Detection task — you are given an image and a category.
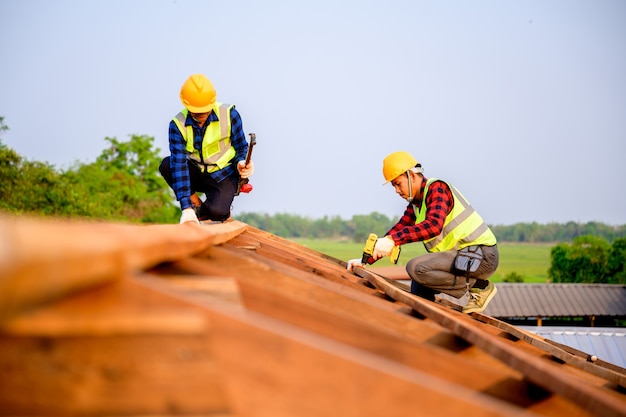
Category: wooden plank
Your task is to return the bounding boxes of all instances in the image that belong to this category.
[0,278,232,416]
[135,274,550,416]
[0,214,247,322]
[357,267,626,417]
[0,334,230,416]
[382,277,626,384]
[0,277,209,337]
[154,246,610,415]
[242,227,348,265]
[155,275,243,305]
[470,308,626,386]
[0,308,206,337]
[227,231,368,291]
[201,298,534,417]
[232,229,365,281]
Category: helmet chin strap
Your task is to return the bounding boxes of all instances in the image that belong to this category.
[405,171,413,203]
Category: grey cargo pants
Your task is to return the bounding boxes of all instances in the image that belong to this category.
[406,245,499,300]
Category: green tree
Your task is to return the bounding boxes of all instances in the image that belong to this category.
[348,212,394,242]
[606,238,626,284]
[0,140,20,210]
[0,134,61,214]
[74,135,177,223]
[96,135,164,193]
[503,272,524,283]
[0,132,177,223]
[548,235,611,283]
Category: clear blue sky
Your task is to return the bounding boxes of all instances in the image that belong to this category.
[1,0,625,225]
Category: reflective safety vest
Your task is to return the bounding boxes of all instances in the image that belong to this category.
[172,102,236,173]
[416,178,497,252]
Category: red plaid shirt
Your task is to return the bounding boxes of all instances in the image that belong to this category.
[386,177,454,245]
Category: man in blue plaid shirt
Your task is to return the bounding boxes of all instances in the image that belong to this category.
[159,74,254,224]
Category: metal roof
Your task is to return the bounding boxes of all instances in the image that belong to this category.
[520,326,626,369]
[396,280,626,318]
[483,283,626,317]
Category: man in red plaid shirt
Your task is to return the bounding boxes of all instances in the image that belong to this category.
[350,151,499,314]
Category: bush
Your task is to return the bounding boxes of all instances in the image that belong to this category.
[503,272,524,283]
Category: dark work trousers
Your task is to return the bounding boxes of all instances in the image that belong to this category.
[159,157,239,221]
[407,245,499,300]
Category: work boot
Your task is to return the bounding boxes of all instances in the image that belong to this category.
[462,281,497,314]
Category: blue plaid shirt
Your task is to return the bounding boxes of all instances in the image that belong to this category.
[168,106,248,210]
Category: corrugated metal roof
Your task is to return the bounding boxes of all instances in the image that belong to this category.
[484,283,626,317]
[520,326,626,369]
[398,280,626,318]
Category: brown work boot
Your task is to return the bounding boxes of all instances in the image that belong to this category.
[462,281,497,314]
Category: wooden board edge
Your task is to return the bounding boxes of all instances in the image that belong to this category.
[355,266,626,417]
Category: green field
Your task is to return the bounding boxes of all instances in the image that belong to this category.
[291,239,553,283]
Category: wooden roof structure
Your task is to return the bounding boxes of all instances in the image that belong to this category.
[1,214,626,417]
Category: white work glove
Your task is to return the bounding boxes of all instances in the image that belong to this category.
[346,258,363,271]
[237,160,254,179]
[373,236,395,259]
[180,207,200,224]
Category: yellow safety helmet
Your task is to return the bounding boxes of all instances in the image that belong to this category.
[180,74,216,113]
[382,151,419,183]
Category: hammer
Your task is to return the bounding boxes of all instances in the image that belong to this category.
[235,133,256,195]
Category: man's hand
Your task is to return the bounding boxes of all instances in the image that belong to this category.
[237,160,254,179]
[373,236,395,259]
[180,207,200,224]
[346,258,363,271]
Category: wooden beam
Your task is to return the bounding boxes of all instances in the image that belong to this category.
[0,214,247,322]
[0,278,232,416]
[357,267,626,417]
[155,247,593,411]
[199,297,533,417]
[470,309,626,386]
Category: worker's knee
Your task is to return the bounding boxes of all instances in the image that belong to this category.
[206,207,231,222]
[406,257,431,285]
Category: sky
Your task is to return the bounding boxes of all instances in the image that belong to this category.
[1,0,625,226]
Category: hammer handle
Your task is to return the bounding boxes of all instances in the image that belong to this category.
[245,133,256,166]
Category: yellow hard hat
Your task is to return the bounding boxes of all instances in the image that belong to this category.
[180,74,216,113]
[382,151,419,183]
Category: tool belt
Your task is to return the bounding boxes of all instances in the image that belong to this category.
[189,158,218,174]
[454,245,484,275]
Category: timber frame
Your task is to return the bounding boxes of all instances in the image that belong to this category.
[1,214,625,417]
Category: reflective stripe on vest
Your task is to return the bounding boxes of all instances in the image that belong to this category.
[416,178,497,252]
[172,102,236,173]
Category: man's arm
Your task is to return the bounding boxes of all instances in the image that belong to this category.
[229,107,248,163]
[386,180,453,245]
[168,120,193,210]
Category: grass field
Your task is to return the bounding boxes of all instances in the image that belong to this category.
[291,238,553,283]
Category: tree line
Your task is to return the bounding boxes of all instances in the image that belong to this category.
[1,119,624,243]
[1,120,624,284]
[237,212,626,244]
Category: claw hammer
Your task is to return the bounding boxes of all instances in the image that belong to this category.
[236,133,256,196]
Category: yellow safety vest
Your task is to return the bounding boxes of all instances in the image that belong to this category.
[172,102,237,173]
[416,178,497,252]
